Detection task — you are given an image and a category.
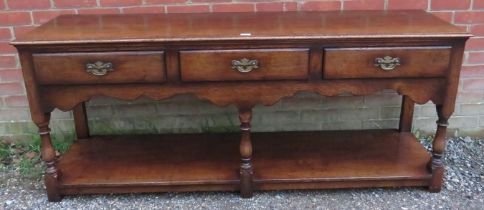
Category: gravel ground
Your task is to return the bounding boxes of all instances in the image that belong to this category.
[1,136,483,210]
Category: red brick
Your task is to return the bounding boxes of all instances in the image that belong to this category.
[301,1,341,11]
[455,25,469,32]
[431,0,470,10]
[459,25,470,32]
[100,0,142,7]
[463,78,484,90]
[13,26,36,37]
[285,2,298,11]
[256,2,284,12]
[33,10,77,25]
[213,3,255,13]
[0,69,23,82]
[7,0,51,9]
[0,0,5,10]
[430,11,454,23]
[461,65,484,78]
[467,51,484,64]
[78,8,121,14]
[146,0,187,4]
[455,11,484,24]
[122,6,165,14]
[4,95,28,107]
[54,0,97,8]
[0,12,32,26]
[192,0,229,2]
[0,82,23,95]
[0,28,12,41]
[388,0,428,10]
[166,5,210,13]
[255,2,298,12]
[0,56,17,68]
[474,0,484,9]
[344,0,385,10]
[0,42,16,53]
[470,24,484,36]
[466,38,484,51]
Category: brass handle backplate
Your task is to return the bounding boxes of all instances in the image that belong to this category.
[85,61,114,76]
[374,56,400,71]
[232,58,258,73]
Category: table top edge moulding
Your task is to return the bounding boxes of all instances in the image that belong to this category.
[11,10,471,202]
[12,10,471,45]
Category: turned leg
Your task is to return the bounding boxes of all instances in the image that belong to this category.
[17,51,62,201]
[36,113,62,201]
[428,105,448,192]
[73,102,90,139]
[399,96,414,132]
[238,108,254,198]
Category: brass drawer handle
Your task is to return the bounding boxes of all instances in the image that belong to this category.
[85,61,114,76]
[374,56,400,71]
[232,58,258,73]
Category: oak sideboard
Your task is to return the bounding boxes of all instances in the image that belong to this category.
[11,11,471,201]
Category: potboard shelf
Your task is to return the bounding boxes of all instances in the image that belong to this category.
[57,130,432,194]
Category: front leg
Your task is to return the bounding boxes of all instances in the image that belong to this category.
[428,105,448,192]
[36,113,62,201]
[238,108,254,198]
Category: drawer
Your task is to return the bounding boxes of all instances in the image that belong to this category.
[33,51,165,85]
[323,47,451,79]
[180,49,309,82]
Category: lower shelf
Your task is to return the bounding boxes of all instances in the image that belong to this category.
[57,130,432,195]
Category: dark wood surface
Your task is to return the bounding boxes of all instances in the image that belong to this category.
[399,96,415,132]
[12,10,468,45]
[40,79,448,112]
[180,49,309,82]
[32,51,165,85]
[58,135,240,187]
[11,11,470,201]
[58,130,430,194]
[72,103,89,139]
[324,47,451,79]
[253,131,430,182]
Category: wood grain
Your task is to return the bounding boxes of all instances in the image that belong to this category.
[12,11,469,45]
[399,96,414,132]
[323,47,451,79]
[180,49,309,82]
[11,11,470,201]
[57,130,431,194]
[73,102,89,139]
[33,51,165,85]
[40,79,448,112]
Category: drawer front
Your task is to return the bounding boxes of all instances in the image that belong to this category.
[323,47,451,79]
[33,51,165,85]
[180,49,309,82]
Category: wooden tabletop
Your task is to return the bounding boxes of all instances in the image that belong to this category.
[12,10,471,45]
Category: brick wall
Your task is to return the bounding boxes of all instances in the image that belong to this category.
[1,0,483,139]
